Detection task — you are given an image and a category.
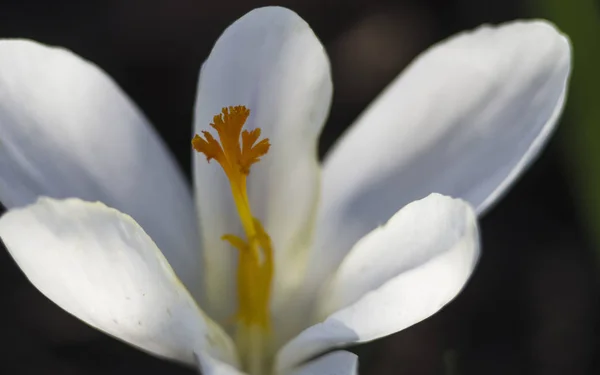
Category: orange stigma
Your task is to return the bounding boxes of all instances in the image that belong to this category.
[192,106,270,177]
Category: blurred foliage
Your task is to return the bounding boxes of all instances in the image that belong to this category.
[534,0,600,262]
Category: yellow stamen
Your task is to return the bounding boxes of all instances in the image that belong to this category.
[193,106,274,372]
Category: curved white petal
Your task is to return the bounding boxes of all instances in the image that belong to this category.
[195,350,358,375]
[193,7,332,324]
[0,198,237,367]
[276,194,479,371]
[313,20,570,286]
[286,351,358,375]
[195,352,246,375]
[0,39,202,301]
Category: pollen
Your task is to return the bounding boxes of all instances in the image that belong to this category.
[192,106,274,348]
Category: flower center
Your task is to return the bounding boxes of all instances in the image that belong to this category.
[193,106,273,373]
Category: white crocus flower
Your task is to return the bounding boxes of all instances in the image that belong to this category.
[0,6,570,375]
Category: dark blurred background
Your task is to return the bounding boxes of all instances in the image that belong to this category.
[0,0,598,374]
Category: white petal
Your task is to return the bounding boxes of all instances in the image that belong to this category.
[286,351,358,375]
[0,198,237,367]
[313,20,570,287]
[193,7,332,324]
[0,39,202,301]
[195,350,359,375]
[276,194,479,371]
[195,352,246,375]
